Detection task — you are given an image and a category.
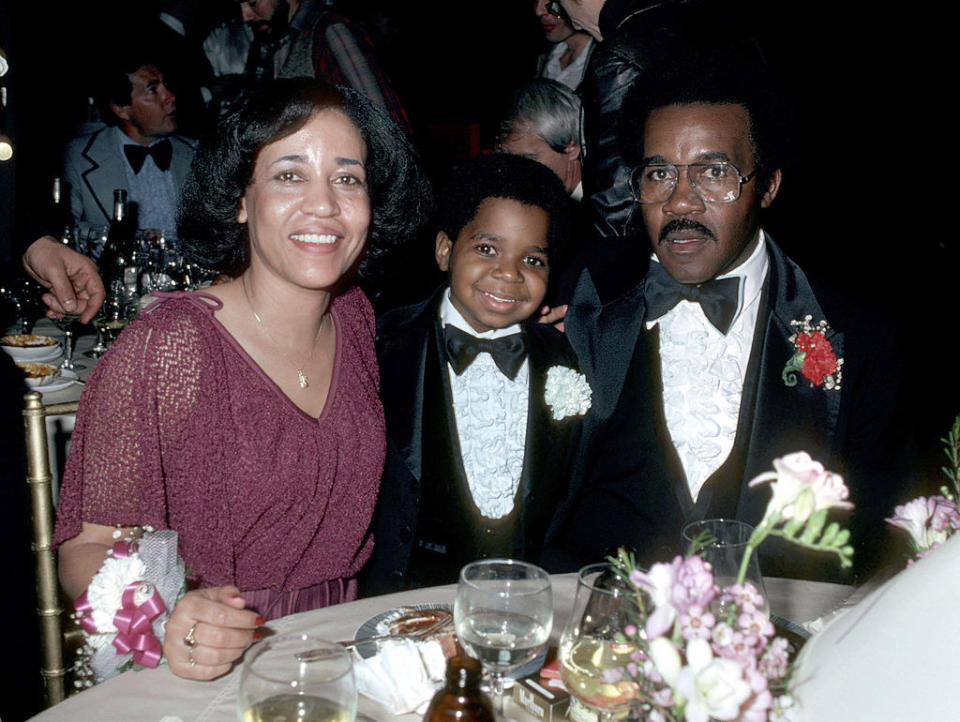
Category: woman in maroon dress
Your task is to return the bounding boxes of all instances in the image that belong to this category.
[54,79,431,680]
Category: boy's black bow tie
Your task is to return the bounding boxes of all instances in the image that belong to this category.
[643,262,741,335]
[443,325,526,379]
[123,139,173,173]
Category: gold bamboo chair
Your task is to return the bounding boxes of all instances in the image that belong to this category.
[23,390,81,708]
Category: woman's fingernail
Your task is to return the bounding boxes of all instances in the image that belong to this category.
[255,616,266,626]
[254,632,263,641]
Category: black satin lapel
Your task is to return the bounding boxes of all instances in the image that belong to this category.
[519,331,550,515]
[568,269,648,422]
[737,241,844,522]
[431,320,470,486]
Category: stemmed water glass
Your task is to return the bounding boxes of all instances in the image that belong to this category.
[558,563,647,721]
[454,560,553,716]
[53,312,80,370]
[237,635,357,722]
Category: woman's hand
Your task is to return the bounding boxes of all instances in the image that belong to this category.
[163,586,264,680]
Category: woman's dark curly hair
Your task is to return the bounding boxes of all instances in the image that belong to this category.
[178,78,433,283]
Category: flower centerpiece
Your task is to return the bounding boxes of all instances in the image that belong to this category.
[565,452,854,722]
[886,414,960,563]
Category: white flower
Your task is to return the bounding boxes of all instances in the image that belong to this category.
[748,451,852,524]
[544,366,592,421]
[769,694,799,721]
[648,636,682,686]
[675,638,751,722]
[84,554,146,633]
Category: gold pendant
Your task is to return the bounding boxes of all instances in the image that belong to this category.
[297,368,309,389]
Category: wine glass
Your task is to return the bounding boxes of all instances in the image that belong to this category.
[682,518,769,617]
[558,563,647,721]
[237,635,356,722]
[454,559,553,715]
[53,312,81,369]
[85,298,133,359]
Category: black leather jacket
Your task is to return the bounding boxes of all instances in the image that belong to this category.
[581,0,744,237]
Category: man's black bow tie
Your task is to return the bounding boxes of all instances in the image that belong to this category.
[443,325,527,380]
[123,139,173,173]
[643,262,741,335]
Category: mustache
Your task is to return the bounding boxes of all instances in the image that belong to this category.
[658,219,715,244]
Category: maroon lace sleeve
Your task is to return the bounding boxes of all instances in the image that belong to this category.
[54,300,211,546]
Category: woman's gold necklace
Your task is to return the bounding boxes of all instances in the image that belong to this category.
[240,276,327,390]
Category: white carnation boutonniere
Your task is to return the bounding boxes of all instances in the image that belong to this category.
[544,366,592,421]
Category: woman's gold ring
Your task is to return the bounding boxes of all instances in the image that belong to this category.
[184,622,198,649]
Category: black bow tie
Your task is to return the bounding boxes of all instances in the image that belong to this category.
[643,262,742,335]
[443,325,527,380]
[123,139,173,173]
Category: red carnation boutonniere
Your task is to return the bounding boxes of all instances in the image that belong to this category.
[782,315,844,390]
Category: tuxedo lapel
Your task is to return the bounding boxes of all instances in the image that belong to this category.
[79,129,122,226]
[377,293,441,484]
[567,268,648,422]
[736,240,845,523]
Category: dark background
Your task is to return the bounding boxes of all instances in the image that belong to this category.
[0,2,953,717]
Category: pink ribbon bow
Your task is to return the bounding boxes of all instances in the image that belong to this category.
[73,541,167,668]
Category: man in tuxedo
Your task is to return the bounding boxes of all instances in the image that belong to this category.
[550,59,910,581]
[62,54,195,248]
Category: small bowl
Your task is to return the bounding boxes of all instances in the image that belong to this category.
[17,361,62,387]
[2,334,61,362]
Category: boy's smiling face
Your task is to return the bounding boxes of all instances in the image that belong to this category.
[435,197,550,334]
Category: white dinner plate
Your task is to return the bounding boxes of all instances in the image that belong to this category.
[34,368,80,393]
[353,603,452,659]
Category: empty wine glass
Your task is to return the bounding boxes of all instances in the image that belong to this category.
[53,312,81,369]
[237,635,357,722]
[682,518,769,617]
[454,560,552,716]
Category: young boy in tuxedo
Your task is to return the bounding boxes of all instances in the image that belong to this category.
[362,153,587,595]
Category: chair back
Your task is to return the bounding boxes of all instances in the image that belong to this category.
[23,390,79,708]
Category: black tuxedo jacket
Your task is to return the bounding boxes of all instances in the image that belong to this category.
[361,289,586,596]
[549,237,911,580]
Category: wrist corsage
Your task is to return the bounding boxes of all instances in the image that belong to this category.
[544,366,592,421]
[72,528,187,688]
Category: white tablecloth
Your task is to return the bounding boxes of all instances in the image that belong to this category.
[29,575,854,722]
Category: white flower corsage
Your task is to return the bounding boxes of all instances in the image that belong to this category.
[72,528,186,688]
[544,366,592,421]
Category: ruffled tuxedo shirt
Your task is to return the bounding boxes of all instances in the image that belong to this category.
[440,292,528,519]
[647,234,769,500]
[53,288,385,617]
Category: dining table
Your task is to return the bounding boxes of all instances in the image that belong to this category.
[28,574,857,722]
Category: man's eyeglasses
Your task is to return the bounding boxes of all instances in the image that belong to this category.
[631,161,758,204]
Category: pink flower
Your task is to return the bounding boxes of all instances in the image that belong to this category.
[749,452,853,523]
[671,555,717,615]
[679,605,716,641]
[887,495,960,553]
[631,558,681,638]
[737,609,774,643]
[722,582,765,613]
[738,669,773,722]
[758,637,790,680]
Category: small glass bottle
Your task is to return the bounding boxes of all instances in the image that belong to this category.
[423,656,495,722]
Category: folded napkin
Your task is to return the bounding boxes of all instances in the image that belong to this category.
[354,639,448,715]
